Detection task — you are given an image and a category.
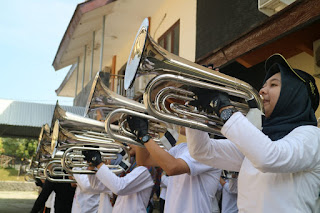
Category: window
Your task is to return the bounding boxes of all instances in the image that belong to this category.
[158,20,180,55]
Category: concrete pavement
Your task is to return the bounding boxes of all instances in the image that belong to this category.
[0,191,38,213]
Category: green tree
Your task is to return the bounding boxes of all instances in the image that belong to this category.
[0,138,37,162]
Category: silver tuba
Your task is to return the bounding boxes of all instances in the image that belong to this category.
[52,101,109,133]
[26,124,53,181]
[85,71,146,117]
[50,119,130,174]
[35,124,52,163]
[48,103,131,181]
[85,71,169,148]
[124,18,263,136]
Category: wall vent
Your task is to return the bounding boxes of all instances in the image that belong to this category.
[258,0,296,16]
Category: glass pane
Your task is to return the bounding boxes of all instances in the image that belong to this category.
[159,39,164,48]
[173,24,180,55]
[166,32,172,53]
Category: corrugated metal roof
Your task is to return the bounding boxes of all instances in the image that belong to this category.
[0,99,85,128]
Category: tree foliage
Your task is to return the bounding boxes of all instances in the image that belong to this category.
[0,137,37,161]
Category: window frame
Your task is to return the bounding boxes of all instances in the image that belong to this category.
[158,20,180,55]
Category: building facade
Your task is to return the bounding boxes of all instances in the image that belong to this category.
[53,0,320,118]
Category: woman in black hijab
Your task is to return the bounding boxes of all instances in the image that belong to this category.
[186,54,320,213]
[261,57,318,141]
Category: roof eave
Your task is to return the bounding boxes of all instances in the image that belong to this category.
[52,0,116,71]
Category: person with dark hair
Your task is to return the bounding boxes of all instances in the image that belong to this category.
[186,53,320,212]
[30,179,76,213]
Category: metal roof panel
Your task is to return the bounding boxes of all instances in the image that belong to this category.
[0,99,85,128]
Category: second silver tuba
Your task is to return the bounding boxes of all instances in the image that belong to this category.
[85,71,170,148]
[49,102,130,178]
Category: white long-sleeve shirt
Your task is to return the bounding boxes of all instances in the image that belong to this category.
[221,180,238,213]
[160,173,168,200]
[87,172,113,213]
[45,192,55,213]
[187,112,320,213]
[72,173,101,213]
[164,143,221,213]
[89,164,154,213]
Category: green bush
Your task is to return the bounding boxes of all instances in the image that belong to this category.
[0,138,37,162]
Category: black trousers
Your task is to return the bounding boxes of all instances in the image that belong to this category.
[159,198,165,213]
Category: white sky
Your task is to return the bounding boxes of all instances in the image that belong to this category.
[0,0,85,106]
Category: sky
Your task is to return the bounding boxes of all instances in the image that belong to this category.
[0,0,85,106]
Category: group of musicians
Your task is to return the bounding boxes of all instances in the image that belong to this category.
[28,52,320,213]
[27,11,320,209]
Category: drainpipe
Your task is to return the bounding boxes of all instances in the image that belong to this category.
[82,45,87,89]
[75,56,80,97]
[99,15,106,72]
[90,31,95,80]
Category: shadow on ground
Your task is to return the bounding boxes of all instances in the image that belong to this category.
[0,198,35,213]
[0,191,37,213]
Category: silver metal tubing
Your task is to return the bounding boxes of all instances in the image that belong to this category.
[105,108,168,147]
[44,160,76,183]
[62,146,128,175]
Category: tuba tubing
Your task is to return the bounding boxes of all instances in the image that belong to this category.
[61,146,130,175]
[144,74,233,134]
[44,160,76,183]
[105,108,169,149]
[51,119,117,158]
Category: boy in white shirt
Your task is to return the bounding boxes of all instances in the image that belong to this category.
[127,118,221,213]
[84,145,154,213]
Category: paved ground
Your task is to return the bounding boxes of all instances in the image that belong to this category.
[0,191,161,213]
[0,191,38,213]
[0,182,161,213]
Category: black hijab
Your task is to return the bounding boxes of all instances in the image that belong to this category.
[261,63,317,141]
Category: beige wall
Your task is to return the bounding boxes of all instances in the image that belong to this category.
[113,0,197,91]
[115,0,197,70]
[151,0,196,61]
[287,52,320,119]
